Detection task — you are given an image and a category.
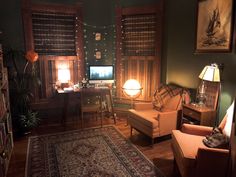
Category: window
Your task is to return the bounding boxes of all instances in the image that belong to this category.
[22,1,84,100]
[115,2,163,101]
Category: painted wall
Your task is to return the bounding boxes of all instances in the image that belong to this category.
[165,0,236,120]
[0,0,235,121]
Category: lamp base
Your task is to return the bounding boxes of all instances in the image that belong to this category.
[61,83,69,89]
[196,93,206,107]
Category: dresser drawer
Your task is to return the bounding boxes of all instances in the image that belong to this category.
[183,107,200,121]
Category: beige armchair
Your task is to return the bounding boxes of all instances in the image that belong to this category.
[171,101,235,177]
[128,84,190,145]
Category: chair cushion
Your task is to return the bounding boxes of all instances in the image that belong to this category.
[172,130,206,166]
[129,109,159,128]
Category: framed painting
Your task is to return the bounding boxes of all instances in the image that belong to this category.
[195,0,233,53]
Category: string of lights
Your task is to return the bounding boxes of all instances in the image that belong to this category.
[82,19,117,85]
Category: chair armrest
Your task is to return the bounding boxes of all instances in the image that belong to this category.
[181,123,213,136]
[196,147,229,177]
[133,102,153,110]
[157,110,178,134]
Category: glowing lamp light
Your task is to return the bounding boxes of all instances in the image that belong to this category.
[199,63,220,82]
[123,79,142,97]
[58,68,71,83]
[197,63,221,107]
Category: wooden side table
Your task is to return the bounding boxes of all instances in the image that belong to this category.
[182,103,216,126]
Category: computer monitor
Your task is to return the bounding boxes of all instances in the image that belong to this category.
[88,65,114,84]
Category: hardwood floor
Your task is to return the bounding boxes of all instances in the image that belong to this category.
[7,114,180,177]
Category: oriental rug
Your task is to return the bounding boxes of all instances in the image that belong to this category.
[25,126,165,177]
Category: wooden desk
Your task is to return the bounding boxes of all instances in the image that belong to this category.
[182,103,216,126]
[57,87,116,125]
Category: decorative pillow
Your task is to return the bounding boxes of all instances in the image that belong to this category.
[202,127,229,149]
[152,84,184,111]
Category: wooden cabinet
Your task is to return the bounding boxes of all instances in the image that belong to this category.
[0,44,14,177]
[182,103,216,126]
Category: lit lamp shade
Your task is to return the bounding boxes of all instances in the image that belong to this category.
[199,64,220,82]
[123,79,142,97]
[58,69,71,83]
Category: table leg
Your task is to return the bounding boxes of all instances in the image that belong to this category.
[62,93,69,126]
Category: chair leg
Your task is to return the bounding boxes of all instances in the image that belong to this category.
[100,111,103,127]
[130,126,133,136]
[113,113,116,124]
[151,138,154,147]
[81,112,84,129]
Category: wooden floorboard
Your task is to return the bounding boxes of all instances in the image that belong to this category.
[7,115,180,177]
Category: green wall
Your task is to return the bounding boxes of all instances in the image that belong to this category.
[165,0,236,120]
[0,0,235,121]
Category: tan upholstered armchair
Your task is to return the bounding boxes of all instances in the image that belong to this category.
[128,84,190,145]
[171,101,235,177]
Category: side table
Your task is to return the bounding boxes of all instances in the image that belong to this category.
[182,103,216,126]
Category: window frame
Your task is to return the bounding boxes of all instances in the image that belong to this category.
[21,0,84,101]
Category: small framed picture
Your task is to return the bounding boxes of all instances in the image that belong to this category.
[95,51,101,59]
[95,33,101,41]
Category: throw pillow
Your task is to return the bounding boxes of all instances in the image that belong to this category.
[152,84,183,111]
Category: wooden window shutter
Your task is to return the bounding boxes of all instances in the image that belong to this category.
[32,12,77,56]
[116,1,163,101]
[22,1,84,101]
[122,13,157,56]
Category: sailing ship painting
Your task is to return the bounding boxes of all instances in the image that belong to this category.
[196,0,233,52]
[203,6,226,47]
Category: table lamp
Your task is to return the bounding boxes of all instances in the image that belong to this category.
[198,63,220,107]
[58,68,71,89]
[122,79,142,108]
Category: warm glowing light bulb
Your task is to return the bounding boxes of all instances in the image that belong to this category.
[58,69,70,83]
[123,79,142,97]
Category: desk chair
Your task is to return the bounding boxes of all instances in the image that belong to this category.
[80,89,103,128]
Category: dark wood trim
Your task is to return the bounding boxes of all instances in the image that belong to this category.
[30,2,82,14]
[121,5,163,15]
[115,7,122,100]
[21,0,34,51]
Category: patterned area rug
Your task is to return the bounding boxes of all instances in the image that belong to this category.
[25,126,165,177]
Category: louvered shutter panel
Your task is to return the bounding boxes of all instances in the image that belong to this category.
[122,14,156,56]
[32,12,77,56]
[116,4,163,102]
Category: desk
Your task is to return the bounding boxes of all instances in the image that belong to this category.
[57,87,116,125]
[182,103,216,126]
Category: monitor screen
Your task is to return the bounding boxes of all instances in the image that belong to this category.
[89,65,114,84]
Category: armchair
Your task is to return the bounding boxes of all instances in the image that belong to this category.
[128,84,190,145]
[171,101,235,177]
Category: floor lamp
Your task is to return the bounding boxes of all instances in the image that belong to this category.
[198,63,221,125]
[122,79,142,109]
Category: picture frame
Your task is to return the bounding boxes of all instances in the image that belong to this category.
[95,33,101,41]
[195,0,233,53]
[95,51,102,59]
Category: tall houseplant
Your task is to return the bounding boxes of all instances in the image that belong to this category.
[7,49,41,134]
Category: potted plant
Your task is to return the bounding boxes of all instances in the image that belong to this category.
[5,49,41,135]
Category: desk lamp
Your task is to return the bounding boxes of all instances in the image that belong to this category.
[122,79,142,108]
[58,68,71,89]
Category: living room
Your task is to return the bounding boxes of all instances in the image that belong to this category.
[0,0,236,177]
